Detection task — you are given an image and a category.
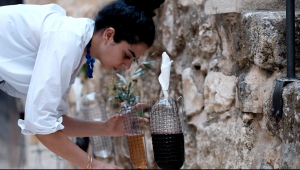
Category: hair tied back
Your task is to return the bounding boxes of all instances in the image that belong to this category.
[124,0,165,17]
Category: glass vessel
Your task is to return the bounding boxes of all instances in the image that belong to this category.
[149,97,185,170]
[120,102,148,169]
[80,92,112,158]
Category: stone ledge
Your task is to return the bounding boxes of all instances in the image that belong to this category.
[205,0,300,15]
[238,11,300,71]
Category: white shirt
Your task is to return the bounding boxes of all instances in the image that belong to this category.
[0,4,94,135]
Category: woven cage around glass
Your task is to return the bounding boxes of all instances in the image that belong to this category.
[149,98,182,134]
[120,104,147,169]
[80,92,112,158]
[148,97,185,170]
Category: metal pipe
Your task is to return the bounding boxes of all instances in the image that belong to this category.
[286,0,296,79]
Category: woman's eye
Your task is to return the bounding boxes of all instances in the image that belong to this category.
[125,54,130,59]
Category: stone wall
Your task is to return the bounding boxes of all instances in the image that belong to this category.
[25,0,300,169]
[0,91,25,168]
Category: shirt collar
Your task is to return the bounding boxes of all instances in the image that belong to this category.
[84,19,95,47]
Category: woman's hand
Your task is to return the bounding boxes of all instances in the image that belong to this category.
[104,103,149,137]
[92,160,123,169]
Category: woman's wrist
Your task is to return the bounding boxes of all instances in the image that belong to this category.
[90,159,109,169]
[91,158,99,169]
[86,154,93,169]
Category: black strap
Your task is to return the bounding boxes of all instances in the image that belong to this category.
[0,80,5,84]
[271,79,284,118]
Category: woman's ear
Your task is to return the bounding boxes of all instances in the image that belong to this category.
[103,27,115,44]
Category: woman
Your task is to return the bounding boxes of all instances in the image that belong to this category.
[0,0,164,169]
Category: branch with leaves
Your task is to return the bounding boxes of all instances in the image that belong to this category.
[105,53,156,105]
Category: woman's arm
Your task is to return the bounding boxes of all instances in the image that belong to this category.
[61,103,147,137]
[36,103,147,169]
[35,131,122,169]
[61,114,124,137]
[61,115,108,137]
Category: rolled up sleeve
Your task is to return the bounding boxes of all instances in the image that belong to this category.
[18,30,84,135]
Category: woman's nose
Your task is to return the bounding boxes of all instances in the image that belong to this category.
[122,61,131,70]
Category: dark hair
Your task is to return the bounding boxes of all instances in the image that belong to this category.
[94,0,165,47]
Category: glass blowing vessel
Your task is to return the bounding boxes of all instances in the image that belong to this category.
[80,92,112,158]
[149,97,185,170]
[120,103,147,169]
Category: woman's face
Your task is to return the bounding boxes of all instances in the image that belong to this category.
[90,28,149,71]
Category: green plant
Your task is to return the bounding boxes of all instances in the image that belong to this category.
[77,63,88,79]
[105,53,156,105]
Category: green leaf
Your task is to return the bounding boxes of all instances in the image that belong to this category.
[117,82,123,89]
[116,73,127,84]
[126,81,132,97]
[129,97,136,105]
[117,90,126,101]
[129,93,135,98]
[134,68,142,73]
[128,81,132,90]
[131,70,146,79]
[143,63,156,72]
[136,109,142,117]
[77,63,88,79]
[104,53,157,105]
[142,61,155,64]
[149,52,156,58]
[141,72,146,81]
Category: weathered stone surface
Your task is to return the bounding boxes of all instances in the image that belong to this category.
[184,124,201,169]
[191,57,208,93]
[182,68,204,116]
[238,65,279,114]
[204,0,238,15]
[281,82,300,142]
[196,119,246,169]
[0,92,24,168]
[242,113,253,124]
[197,112,282,169]
[214,13,240,75]
[240,11,300,71]
[205,0,300,15]
[265,81,300,169]
[178,0,204,7]
[260,160,273,169]
[204,72,237,114]
[160,0,181,57]
[186,18,218,59]
[266,81,300,143]
[279,143,300,169]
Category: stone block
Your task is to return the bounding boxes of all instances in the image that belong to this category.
[205,0,300,15]
[196,121,247,168]
[0,91,25,168]
[265,81,300,168]
[182,68,204,116]
[184,124,200,169]
[281,82,300,143]
[205,0,238,15]
[240,11,300,71]
[238,65,279,114]
[204,72,237,114]
[279,143,300,169]
[178,0,204,6]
